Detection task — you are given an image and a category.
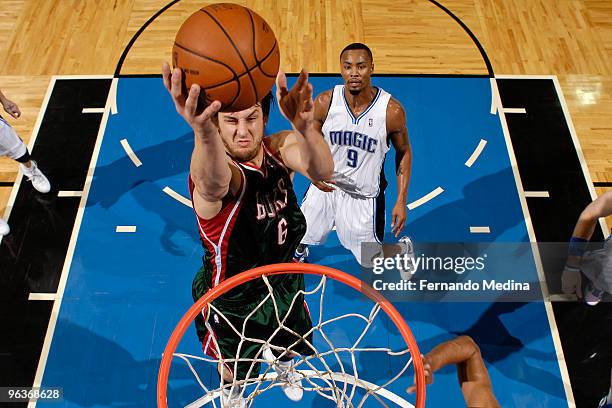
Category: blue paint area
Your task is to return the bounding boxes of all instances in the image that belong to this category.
[38,77,567,407]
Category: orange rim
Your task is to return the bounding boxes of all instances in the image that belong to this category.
[157,263,426,407]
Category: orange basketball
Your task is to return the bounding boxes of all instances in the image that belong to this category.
[172,3,280,112]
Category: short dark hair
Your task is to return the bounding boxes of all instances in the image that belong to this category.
[260,91,273,119]
[340,43,373,62]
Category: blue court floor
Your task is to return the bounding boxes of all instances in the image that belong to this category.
[37,76,568,407]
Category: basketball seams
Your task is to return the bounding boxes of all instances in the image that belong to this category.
[245,8,278,79]
[174,42,241,108]
[199,8,260,102]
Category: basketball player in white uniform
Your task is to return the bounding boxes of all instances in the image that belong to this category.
[295,43,412,265]
[0,88,51,236]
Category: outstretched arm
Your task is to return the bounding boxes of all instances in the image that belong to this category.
[562,191,612,295]
[272,70,333,182]
[162,63,239,219]
[408,336,500,407]
[387,98,411,237]
[0,89,21,118]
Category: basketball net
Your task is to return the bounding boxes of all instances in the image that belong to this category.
[158,263,425,408]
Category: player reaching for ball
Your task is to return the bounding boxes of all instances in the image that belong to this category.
[162,62,333,407]
[293,43,414,267]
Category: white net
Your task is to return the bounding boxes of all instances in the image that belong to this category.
[169,274,417,408]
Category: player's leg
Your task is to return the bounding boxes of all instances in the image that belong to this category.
[0,119,50,194]
[296,185,336,262]
[335,192,385,266]
[263,273,314,402]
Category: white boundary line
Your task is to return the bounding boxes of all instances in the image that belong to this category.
[28,293,58,301]
[469,226,490,234]
[120,138,143,167]
[524,191,550,198]
[51,75,114,80]
[491,76,576,407]
[29,77,116,405]
[465,139,487,167]
[407,187,444,210]
[162,186,193,208]
[82,107,105,114]
[116,225,137,233]
[57,190,83,198]
[551,77,609,233]
[503,107,527,114]
[0,77,57,245]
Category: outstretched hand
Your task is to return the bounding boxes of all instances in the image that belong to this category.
[162,62,221,137]
[1,98,21,119]
[276,69,314,134]
[407,355,432,394]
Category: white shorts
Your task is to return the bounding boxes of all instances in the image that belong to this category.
[300,185,385,265]
[0,117,27,160]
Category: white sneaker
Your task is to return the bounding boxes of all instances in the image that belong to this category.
[397,236,416,280]
[21,161,51,193]
[0,218,9,236]
[221,386,246,408]
[262,347,303,402]
[584,281,605,306]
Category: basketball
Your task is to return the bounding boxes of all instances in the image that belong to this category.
[172,3,280,112]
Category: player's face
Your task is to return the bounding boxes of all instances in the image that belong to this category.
[340,50,374,94]
[217,104,266,162]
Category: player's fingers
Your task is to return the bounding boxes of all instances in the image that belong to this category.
[13,107,21,118]
[303,83,314,111]
[406,385,416,394]
[184,84,200,117]
[295,68,309,90]
[200,100,222,122]
[162,62,172,91]
[276,69,288,94]
[395,218,406,237]
[170,68,184,102]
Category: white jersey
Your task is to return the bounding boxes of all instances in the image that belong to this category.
[321,85,392,198]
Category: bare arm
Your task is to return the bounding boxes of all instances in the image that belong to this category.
[0,89,21,118]
[387,98,411,237]
[409,336,500,407]
[272,70,333,182]
[571,191,612,241]
[162,63,239,219]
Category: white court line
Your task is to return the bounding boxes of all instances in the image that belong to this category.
[465,139,487,167]
[116,226,137,233]
[0,77,56,246]
[120,138,143,167]
[109,78,119,115]
[469,226,490,234]
[491,76,576,406]
[51,75,114,80]
[82,107,105,114]
[163,186,193,208]
[524,191,550,198]
[30,77,117,405]
[552,76,609,233]
[407,187,444,210]
[57,191,83,198]
[29,293,57,301]
[502,107,527,114]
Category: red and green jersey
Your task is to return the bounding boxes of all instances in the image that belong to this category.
[189,139,307,300]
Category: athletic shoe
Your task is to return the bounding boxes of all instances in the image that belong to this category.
[293,245,309,263]
[262,347,303,402]
[0,218,9,236]
[584,281,605,306]
[221,386,246,408]
[397,236,416,281]
[21,161,51,193]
